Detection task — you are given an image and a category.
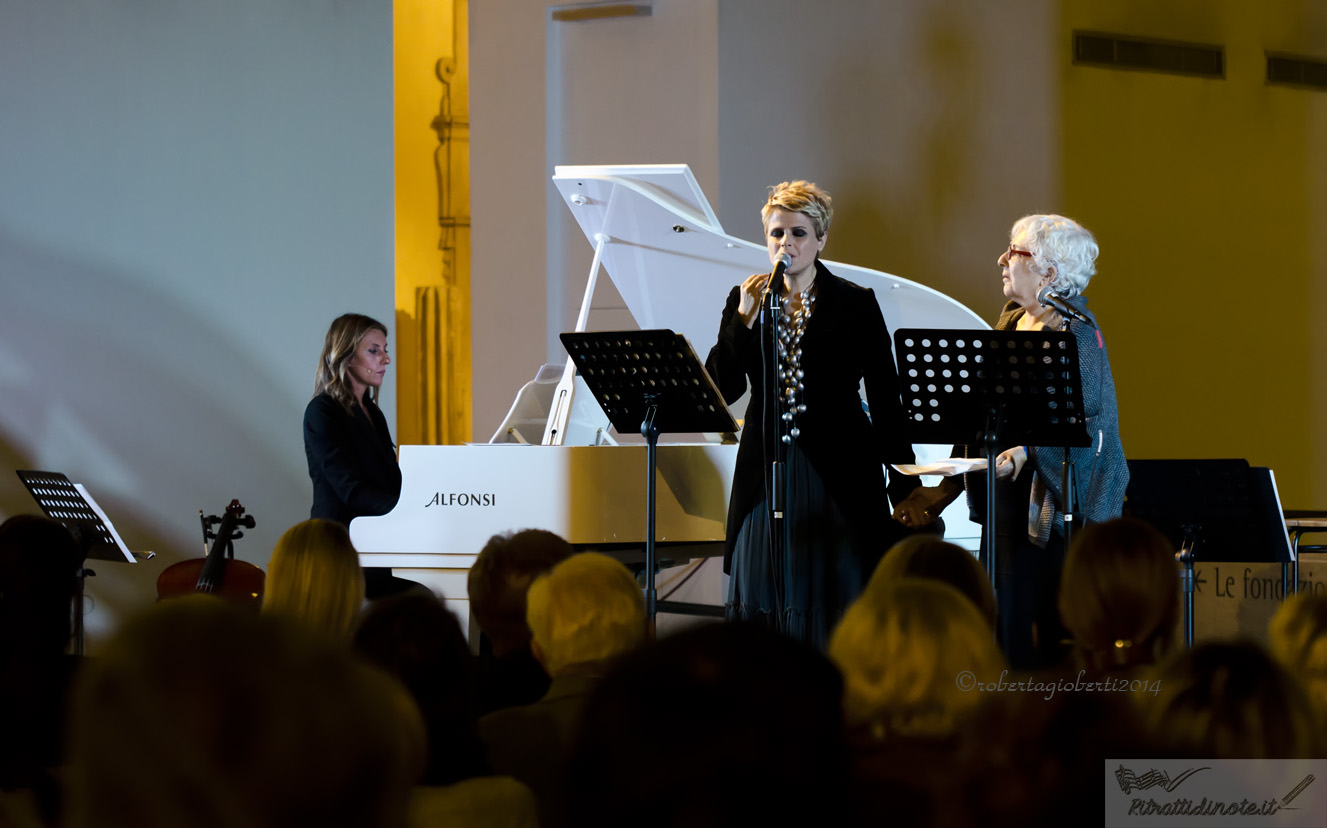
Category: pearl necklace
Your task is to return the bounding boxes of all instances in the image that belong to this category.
[777,283,815,443]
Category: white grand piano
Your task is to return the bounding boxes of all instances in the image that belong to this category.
[350,164,989,635]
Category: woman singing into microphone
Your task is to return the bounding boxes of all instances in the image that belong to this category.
[705,181,919,647]
[303,313,409,599]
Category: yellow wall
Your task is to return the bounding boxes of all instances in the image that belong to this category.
[1061,0,1327,507]
[394,0,472,445]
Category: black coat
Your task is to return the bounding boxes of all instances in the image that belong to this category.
[705,261,920,573]
[303,391,402,525]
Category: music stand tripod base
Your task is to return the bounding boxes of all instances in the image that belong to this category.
[559,330,738,631]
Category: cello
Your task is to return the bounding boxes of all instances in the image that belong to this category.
[156,499,266,608]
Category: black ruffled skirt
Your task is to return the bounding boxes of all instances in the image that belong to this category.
[725,442,862,649]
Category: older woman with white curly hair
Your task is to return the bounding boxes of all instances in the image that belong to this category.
[894,214,1128,669]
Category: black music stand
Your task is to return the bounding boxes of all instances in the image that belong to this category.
[1124,459,1295,648]
[16,470,137,654]
[893,329,1091,588]
[560,330,738,630]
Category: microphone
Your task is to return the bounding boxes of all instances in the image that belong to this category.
[1036,285,1094,328]
[761,253,792,302]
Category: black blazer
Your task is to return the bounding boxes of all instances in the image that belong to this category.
[303,391,402,526]
[705,260,920,572]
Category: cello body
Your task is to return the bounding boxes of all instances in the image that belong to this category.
[157,500,265,608]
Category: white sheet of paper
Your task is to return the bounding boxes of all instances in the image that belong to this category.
[74,483,136,563]
[890,458,989,477]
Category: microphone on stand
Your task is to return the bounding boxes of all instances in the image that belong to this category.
[760,253,792,303]
[1036,285,1094,328]
[761,252,793,520]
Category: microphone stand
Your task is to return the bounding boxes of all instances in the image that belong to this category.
[761,262,791,607]
[1061,444,1079,552]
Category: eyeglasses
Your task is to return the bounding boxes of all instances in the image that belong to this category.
[1005,244,1035,259]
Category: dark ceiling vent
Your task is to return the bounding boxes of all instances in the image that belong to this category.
[1073,32,1224,79]
[1267,53,1327,90]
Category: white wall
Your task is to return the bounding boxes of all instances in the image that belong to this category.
[469,0,551,439]
[0,0,394,646]
[470,0,722,439]
[546,0,721,357]
[470,0,1057,438]
[716,0,1059,316]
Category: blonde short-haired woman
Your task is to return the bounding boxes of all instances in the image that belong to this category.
[706,180,920,648]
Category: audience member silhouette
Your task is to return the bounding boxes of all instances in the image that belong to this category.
[1268,590,1327,729]
[865,535,997,628]
[467,528,573,714]
[0,515,82,824]
[1058,517,1180,676]
[828,578,1006,825]
[1144,640,1322,758]
[561,621,849,828]
[354,592,488,784]
[262,518,365,644]
[354,592,538,827]
[943,691,1154,828]
[478,552,645,824]
[66,595,423,828]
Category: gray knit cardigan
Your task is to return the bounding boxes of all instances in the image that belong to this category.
[993,295,1129,540]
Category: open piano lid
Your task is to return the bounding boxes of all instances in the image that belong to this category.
[552,163,988,356]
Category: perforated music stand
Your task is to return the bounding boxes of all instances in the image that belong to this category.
[893,329,1091,588]
[560,329,738,628]
[16,470,137,653]
[1124,459,1295,648]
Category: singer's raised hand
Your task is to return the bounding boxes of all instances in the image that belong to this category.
[737,272,768,328]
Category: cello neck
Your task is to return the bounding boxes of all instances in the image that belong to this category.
[196,500,246,593]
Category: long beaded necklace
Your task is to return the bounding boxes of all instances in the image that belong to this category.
[776,282,815,443]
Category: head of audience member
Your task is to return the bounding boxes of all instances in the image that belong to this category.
[830,578,1005,740]
[67,595,423,828]
[263,519,364,644]
[314,313,390,411]
[1058,518,1179,674]
[867,535,997,629]
[1269,591,1327,725]
[353,591,488,786]
[562,622,848,828]
[525,552,644,678]
[944,690,1154,828]
[467,528,573,659]
[0,515,80,660]
[1145,640,1322,759]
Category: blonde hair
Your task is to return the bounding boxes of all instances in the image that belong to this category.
[1269,591,1327,723]
[829,579,1005,736]
[1058,518,1179,672]
[866,535,997,629]
[263,519,365,644]
[525,553,645,677]
[760,180,833,239]
[314,313,388,413]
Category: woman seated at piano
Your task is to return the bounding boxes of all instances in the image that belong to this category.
[892,214,1128,669]
[303,313,413,599]
[705,180,921,648]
